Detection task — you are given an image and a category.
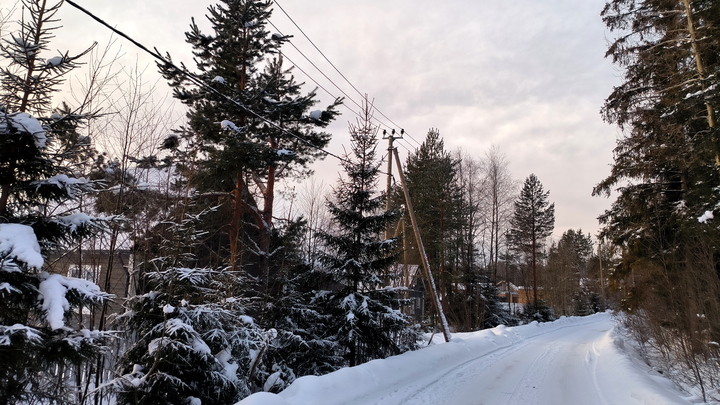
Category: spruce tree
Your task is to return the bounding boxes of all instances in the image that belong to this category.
[596,2,720,393]
[0,1,110,403]
[160,0,341,281]
[509,174,555,309]
[318,103,418,367]
[260,219,342,391]
[111,206,265,405]
[595,0,720,254]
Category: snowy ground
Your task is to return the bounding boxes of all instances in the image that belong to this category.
[238,312,697,405]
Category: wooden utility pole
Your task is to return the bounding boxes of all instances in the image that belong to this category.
[383,129,401,240]
[391,147,451,342]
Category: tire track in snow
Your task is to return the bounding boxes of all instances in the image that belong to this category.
[504,341,563,405]
[369,317,607,405]
[589,337,611,405]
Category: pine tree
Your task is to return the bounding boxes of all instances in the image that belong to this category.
[401,129,464,325]
[0,1,110,403]
[509,174,555,308]
[160,0,341,281]
[318,103,418,367]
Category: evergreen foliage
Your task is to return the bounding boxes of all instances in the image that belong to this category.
[545,229,594,316]
[0,1,111,403]
[597,1,720,397]
[400,130,469,328]
[159,0,341,279]
[509,174,555,306]
[318,103,418,367]
[261,219,343,391]
[111,207,264,404]
[403,129,463,283]
[392,134,513,331]
[522,300,554,323]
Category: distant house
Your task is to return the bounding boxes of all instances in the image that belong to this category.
[496,281,543,305]
[387,263,424,320]
[497,280,520,304]
[47,249,133,328]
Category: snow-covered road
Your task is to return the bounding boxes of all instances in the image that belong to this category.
[239,313,694,405]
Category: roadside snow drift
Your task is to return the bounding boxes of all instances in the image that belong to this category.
[237,312,693,405]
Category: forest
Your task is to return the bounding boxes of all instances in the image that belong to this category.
[1,0,719,404]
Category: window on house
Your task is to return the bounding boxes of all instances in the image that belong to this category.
[67,264,99,283]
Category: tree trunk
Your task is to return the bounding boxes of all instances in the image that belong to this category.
[0,183,10,219]
[229,172,245,272]
[532,238,538,305]
[680,0,718,164]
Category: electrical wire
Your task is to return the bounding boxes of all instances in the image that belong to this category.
[276,50,370,126]
[64,0,409,179]
[266,19,400,135]
[272,0,423,147]
[64,0,356,166]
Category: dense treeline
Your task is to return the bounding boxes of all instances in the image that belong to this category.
[597,0,720,400]
[0,0,612,404]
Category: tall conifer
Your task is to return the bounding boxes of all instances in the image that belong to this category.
[597,1,720,394]
[401,130,464,323]
[0,1,110,402]
[160,0,341,280]
[509,174,555,307]
[317,102,418,367]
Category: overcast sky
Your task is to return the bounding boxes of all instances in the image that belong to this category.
[42,0,620,240]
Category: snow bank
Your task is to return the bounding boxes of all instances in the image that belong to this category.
[236,313,693,405]
[592,330,694,404]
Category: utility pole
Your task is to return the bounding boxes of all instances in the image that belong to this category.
[391,146,452,342]
[383,129,402,240]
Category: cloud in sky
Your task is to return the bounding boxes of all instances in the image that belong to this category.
[47,0,621,239]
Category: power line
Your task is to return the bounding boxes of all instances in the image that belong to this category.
[63,0,403,179]
[276,44,408,158]
[267,21,362,112]
[266,19,400,135]
[272,0,423,147]
[273,1,365,105]
[276,50,369,126]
